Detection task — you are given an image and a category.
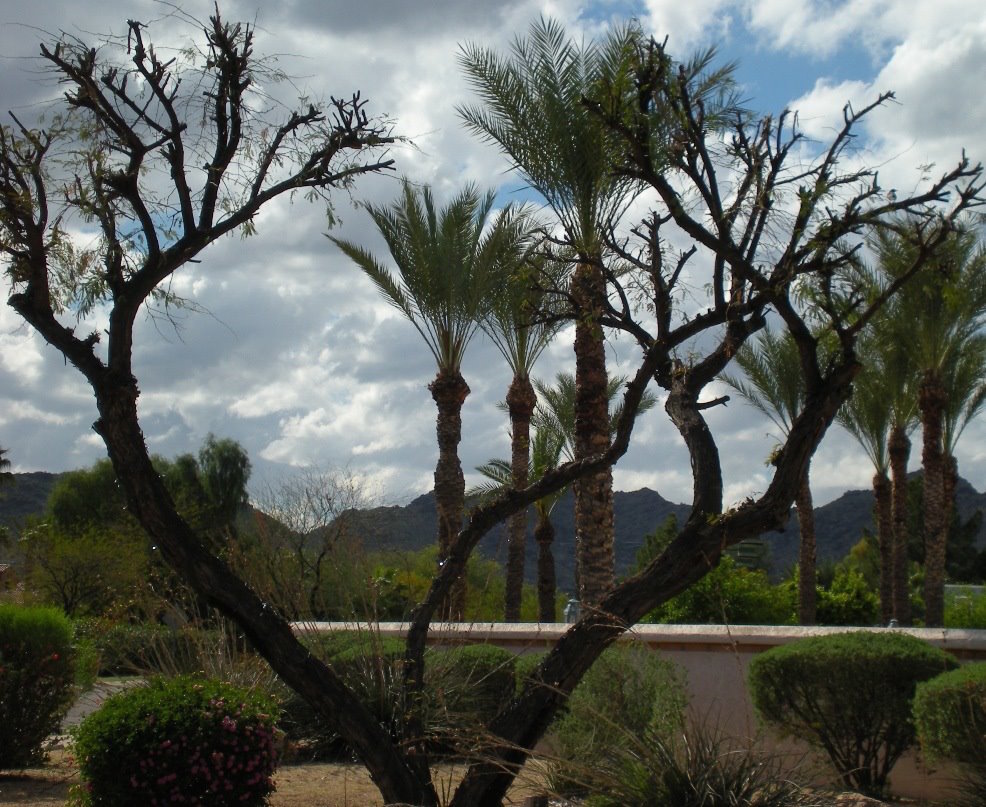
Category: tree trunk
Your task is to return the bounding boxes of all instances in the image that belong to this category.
[873,470,894,625]
[888,424,912,625]
[919,369,948,627]
[534,512,557,622]
[505,375,536,622]
[795,466,816,626]
[571,260,614,606]
[430,369,470,622]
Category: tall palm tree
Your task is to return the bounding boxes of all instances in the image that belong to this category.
[838,339,894,624]
[331,180,526,620]
[875,226,986,626]
[458,18,643,606]
[481,250,562,621]
[721,326,818,625]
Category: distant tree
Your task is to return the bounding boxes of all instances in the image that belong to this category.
[330,180,529,620]
[722,326,818,624]
[0,446,12,488]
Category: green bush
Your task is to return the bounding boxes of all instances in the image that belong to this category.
[647,556,794,625]
[424,644,516,753]
[914,663,986,775]
[73,619,225,676]
[749,630,957,797]
[816,568,880,626]
[0,604,76,769]
[548,642,687,796]
[72,676,278,806]
[945,586,986,629]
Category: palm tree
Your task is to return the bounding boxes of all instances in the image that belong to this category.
[330,180,527,620]
[0,446,12,489]
[875,226,986,626]
[458,18,643,606]
[721,326,818,625]
[838,338,894,624]
[481,250,562,621]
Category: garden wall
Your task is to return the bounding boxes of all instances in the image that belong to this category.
[297,621,986,800]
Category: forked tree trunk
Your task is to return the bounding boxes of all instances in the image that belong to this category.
[571,260,614,606]
[505,375,536,622]
[873,470,894,625]
[888,424,912,625]
[430,369,470,621]
[795,465,816,625]
[919,369,948,627]
[534,512,557,622]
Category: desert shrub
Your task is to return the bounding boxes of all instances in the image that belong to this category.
[584,720,828,807]
[914,663,986,803]
[72,675,278,806]
[0,604,76,768]
[816,568,880,626]
[72,619,223,676]
[548,642,687,796]
[424,643,516,753]
[749,630,957,797]
[646,556,794,625]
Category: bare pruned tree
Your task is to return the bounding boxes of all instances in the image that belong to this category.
[1,16,982,807]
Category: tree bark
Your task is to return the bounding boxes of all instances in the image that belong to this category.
[571,260,614,606]
[430,369,470,622]
[919,369,948,627]
[888,424,912,625]
[505,375,536,622]
[795,466,816,626]
[534,512,557,622]
[873,470,894,625]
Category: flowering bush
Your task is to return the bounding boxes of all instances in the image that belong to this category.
[72,676,279,806]
[0,604,76,769]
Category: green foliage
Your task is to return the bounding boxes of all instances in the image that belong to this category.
[945,586,986,628]
[633,514,678,572]
[72,676,278,806]
[0,604,76,768]
[549,643,687,796]
[425,644,517,741]
[914,663,986,766]
[748,631,958,797]
[647,556,795,626]
[584,721,827,807]
[816,567,880,626]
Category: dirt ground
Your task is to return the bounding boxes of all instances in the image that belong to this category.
[0,751,552,806]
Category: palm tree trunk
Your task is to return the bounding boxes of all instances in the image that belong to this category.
[796,465,816,625]
[534,511,557,622]
[873,470,894,625]
[919,369,948,627]
[888,424,912,625]
[571,260,614,606]
[430,369,470,621]
[504,375,536,622]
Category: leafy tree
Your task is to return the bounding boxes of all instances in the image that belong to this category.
[722,326,818,624]
[0,446,12,489]
[198,434,252,536]
[330,180,529,620]
[1,15,980,806]
[459,18,647,605]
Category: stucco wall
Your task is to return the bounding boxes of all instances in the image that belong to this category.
[297,622,986,801]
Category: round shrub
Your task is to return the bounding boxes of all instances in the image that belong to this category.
[72,676,279,806]
[914,662,986,767]
[748,630,958,797]
[548,642,687,796]
[0,604,76,769]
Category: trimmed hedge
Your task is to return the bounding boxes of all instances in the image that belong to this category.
[72,676,279,806]
[0,604,76,769]
[914,662,986,767]
[749,631,957,797]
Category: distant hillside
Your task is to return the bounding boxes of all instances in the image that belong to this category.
[2,469,983,594]
[0,472,60,529]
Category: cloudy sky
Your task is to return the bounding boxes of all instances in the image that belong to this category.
[0,0,984,511]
